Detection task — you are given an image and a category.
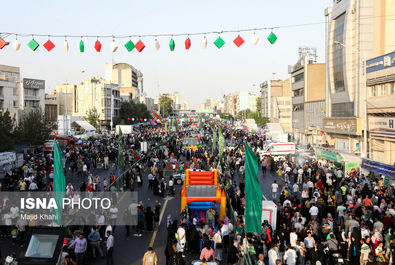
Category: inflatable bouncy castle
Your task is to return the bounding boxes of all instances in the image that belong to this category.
[180,169,227,222]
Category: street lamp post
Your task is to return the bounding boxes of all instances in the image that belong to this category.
[334,41,367,158]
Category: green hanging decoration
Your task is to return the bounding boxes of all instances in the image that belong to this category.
[79,40,85,52]
[169,38,175,51]
[267,32,277,44]
[214,37,225,49]
[125,40,135,52]
[27,39,39,51]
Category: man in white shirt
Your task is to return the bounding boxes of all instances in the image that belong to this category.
[271,181,279,201]
[106,231,114,265]
[309,204,319,220]
[29,181,38,191]
[284,244,297,265]
[297,168,304,184]
[177,223,186,256]
[109,205,118,231]
[268,245,279,265]
[290,230,298,247]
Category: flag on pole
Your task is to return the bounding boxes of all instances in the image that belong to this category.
[118,127,125,170]
[53,140,66,225]
[244,143,262,233]
[212,127,217,153]
[199,117,203,133]
[219,126,225,162]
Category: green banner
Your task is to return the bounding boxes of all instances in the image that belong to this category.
[345,161,359,175]
[316,149,343,163]
[244,144,262,233]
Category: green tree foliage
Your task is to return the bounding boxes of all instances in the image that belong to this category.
[119,101,150,124]
[237,109,269,128]
[256,97,262,113]
[219,113,234,121]
[159,95,173,117]
[15,108,53,146]
[0,110,16,151]
[84,107,100,129]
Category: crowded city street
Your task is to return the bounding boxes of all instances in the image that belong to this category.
[1,1,395,264]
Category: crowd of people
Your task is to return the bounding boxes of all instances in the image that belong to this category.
[0,119,394,265]
[159,123,394,265]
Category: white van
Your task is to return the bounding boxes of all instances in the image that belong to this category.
[259,142,296,157]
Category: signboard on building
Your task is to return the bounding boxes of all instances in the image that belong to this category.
[23,78,45,89]
[361,158,395,178]
[315,148,343,163]
[366,51,395,73]
[323,118,360,135]
[368,117,395,135]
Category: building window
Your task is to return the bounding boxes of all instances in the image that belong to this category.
[293,73,304,83]
[333,13,346,92]
[331,102,354,117]
[293,104,304,111]
[293,89,304,97]
[13,100,17,107]
[369,86,376,97]
[391,83,395,94]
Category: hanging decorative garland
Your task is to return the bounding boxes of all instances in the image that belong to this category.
[0,26,282,53]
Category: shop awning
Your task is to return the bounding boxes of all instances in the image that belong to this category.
[72,120,96,132]
[361,158,395,179]
[315,148,343,163]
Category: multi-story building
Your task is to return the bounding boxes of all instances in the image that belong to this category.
[56,77,120,128]
[45,90,57,122]
[21,78,45,111]
[324,0,395,156]
[260,79,292,133]
[0,65,46,121]
[239,91,257,112]
[290,56,326,145]
[0,64,20,112]
[106,63,142,103]
[366,51,395,164]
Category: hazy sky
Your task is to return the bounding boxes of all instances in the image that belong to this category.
[0,0,332,108]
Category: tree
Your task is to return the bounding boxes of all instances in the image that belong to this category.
[159,95,173,117]
[0,110,16,151]
[15,108,53,146]
[237,109,269,128]
[220,113,234,121]
[84,107,100,129]
[256,97,262,114]
[119,101,150,125]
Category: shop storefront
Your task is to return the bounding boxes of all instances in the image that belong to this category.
[361,158,395,186]
[368,117,395,164]
[323,117,362,154]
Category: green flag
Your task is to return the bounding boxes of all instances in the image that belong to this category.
[244,143,262,233]
[219,126,225,161]
[54,140,66,192]
[199,117,203,133]
[53,140,66,225]
[118,127,125,170]
[212,127,217,153]
[165,121,168,134]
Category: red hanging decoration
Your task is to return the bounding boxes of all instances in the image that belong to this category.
[233,35,245,47]
[95,40,102,52]
[185,38,191,50]
[140,118,143,121]
[43,40,55,51]
[0,38,8,49]
[135,40,145,52]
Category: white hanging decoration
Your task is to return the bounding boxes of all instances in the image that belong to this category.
[111,40,118,52]
[13,39,21,51]
[64,39,69,52]
[202,36,207,49]
[251,33,260,46]
[152,39,160,51]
